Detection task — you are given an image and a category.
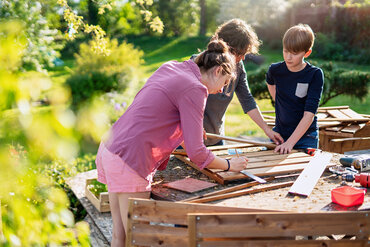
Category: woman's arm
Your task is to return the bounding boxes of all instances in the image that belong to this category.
[206,155,248,172]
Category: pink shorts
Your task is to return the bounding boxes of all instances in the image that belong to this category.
[95,142,152,193]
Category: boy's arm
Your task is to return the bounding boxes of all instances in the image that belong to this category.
[247,107,284,145]
[274,111,314,154]
[267,84,276,101]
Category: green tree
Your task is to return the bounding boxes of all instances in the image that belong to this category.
[151,0,199,36]
[0,21,90,246]
[0,0,62,72]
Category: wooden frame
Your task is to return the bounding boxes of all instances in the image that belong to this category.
[125,198,276,247]
[175,150,315,185]
[85,178,110,213]
[188,211,370,247]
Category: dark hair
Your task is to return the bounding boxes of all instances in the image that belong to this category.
[195,39,235,79]
[283,24,315,53]
[215,18,261,56]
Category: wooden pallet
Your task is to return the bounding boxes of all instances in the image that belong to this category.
[125,198,276,247]
[85,178,110,213]
[263,106,370,153]
[188,211,370,246]
[175,150,317,185]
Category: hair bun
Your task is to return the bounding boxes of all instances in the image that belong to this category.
[207,39,228,53]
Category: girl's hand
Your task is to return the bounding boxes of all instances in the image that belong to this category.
[229,156,248,172]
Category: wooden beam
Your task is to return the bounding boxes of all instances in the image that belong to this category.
[206,133,276,149]
[175,155,225,184]
[180,177,275,202]
[288,152,333,197]
[187,181,294,203]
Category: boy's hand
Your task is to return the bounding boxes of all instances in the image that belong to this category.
[274,141,294,154]
[265,129,284,145]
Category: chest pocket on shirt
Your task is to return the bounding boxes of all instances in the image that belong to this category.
[295,83,309,98]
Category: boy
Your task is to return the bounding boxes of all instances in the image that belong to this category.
[266,24,324,154]
[202,18,283,146]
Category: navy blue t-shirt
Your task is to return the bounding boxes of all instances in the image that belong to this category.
[266,61,324,139]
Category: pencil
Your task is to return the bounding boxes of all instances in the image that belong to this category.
[235,149,239,157]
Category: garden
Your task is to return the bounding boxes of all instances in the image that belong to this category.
[0,0,369,245]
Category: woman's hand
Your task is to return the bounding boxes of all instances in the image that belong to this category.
[229,156,248,172]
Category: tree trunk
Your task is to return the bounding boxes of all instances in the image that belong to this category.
[199,0,207,36]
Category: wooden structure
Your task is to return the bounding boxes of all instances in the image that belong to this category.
[125,198,275,247]
[263,106,370,154]
[188,211,370,246]
[175,150,317,185]
[125,198,370,247]
[85,178,110,213]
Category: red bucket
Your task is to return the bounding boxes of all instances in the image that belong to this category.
[331,186,366,207]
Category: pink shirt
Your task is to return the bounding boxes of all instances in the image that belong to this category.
[105,59,215,180]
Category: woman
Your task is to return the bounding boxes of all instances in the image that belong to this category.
[95,39,249,247]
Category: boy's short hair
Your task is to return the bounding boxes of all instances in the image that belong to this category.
[214,18,261,56]
[283,24,314,53]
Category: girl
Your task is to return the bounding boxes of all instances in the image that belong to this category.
[95,39,249,247]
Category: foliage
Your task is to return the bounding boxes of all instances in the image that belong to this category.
[66,38,144,108]
[87,179,108,198]
[247,61,370,106]
[148,0,200,36]
[97,1,145,36]
[0,0,62,72]
[57,0,163,55]
[0,21,91,246]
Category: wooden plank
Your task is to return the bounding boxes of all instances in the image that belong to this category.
[265,118,369,123]
[175,155,225,184]
[188,211,370,238]
[219,163,312,181]
[320,130,353,138]
[246,156,313,169]
[128,198,271,226]
[354,123,370,137]
[288,152,333,196]
[206,133,277,149]
[194,240,368,247]
[130,223,188,247]
[172,143,255,155]
[327,109,350,119]
[181,177,275,202]
[187,181,294,203]
[341,124,361,134]
[218,151,309,161]
[330,137,370,154]
[163,178,217,193]
[317,112,328,119]
[318,105,349,111]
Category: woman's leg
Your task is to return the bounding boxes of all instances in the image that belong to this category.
[110,191,150,247]
[109,192,125,247]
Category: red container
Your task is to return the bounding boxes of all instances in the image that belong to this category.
[331,186,366,207]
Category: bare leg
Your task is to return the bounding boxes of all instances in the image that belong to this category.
[109,193,125,247]
[109,191,150,247]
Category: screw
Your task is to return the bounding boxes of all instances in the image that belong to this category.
[134,201,138,205]
[132,240,136,243]
[196,216,200,220]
